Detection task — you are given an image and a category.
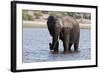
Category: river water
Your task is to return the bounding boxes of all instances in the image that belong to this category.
[22,28,91,63]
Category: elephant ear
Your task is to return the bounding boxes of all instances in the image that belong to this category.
[47,19,52,24]
[47,16,56,26]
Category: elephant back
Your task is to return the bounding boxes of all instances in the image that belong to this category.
[62,16,79,29]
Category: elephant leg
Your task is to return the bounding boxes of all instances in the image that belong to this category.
[54,41,59,53]
[68,43,72,51]
[62,28,70,52]
[74,33,80,52]
[74,42,79,52]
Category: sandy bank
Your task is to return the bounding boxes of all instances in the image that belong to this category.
[23,21,91,29]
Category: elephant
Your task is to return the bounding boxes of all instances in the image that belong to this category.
[47,15,80,53]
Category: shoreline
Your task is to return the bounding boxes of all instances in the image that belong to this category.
[23,23,91,29]
[22,20,91,29]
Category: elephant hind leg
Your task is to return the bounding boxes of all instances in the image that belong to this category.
[74,42,79,52]
[68,43,72,51]
[74,34,80,52]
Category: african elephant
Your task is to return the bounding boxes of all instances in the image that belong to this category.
[47,15,80,53]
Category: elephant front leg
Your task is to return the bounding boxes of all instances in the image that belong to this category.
[53,41,59,53]
[68,43,72,51]
[62,28,70,53]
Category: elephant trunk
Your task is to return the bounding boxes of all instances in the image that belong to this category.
[50,27,61,50]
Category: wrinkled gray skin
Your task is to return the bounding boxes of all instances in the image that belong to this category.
[47,15,80,53]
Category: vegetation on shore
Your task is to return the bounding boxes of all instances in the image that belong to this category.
[22,10,91,22]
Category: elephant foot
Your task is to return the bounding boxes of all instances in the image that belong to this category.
[62,51,67,54]
[74,49,80,53]
[68,49,72,52]
[51,51,59,54]
[62,51,71,54]
[53,49,59,53]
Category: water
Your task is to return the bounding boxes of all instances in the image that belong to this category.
[22,28,91,63]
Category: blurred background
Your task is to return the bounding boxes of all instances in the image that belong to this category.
[22,10,91,29]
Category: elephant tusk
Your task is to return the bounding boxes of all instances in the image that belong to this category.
[59,19,63,28]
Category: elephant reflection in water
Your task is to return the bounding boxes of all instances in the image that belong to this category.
[47,15,80,53]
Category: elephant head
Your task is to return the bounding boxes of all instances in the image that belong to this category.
[47,15,63,51]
